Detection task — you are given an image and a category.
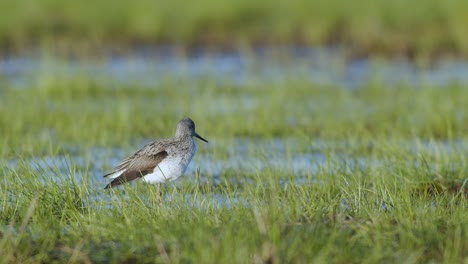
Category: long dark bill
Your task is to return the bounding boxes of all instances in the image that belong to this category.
[194,133,208,143]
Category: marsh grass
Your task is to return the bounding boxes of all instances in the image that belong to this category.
[1,150,467,263]
[2,75,468,155]
[1,64,468,262]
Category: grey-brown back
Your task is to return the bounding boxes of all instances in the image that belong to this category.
[103,136,195,188]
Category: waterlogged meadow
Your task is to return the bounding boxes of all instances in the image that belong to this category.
[1,51,468,263]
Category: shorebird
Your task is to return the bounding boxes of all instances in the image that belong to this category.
[103,117,208,189]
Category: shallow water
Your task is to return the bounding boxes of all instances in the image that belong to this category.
[2,47,468,88]
[4,137,465,208]
[6,138,464,188]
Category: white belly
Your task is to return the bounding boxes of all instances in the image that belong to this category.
[142,148,195,184]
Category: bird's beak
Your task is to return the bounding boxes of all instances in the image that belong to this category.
[194,132,208,143]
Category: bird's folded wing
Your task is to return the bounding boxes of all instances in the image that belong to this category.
[103,141,167,178]
[104,150,168,189]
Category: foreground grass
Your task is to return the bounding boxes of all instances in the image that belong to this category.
[0,148,467,263]
[1,0,468,57]
[0,65,468,262]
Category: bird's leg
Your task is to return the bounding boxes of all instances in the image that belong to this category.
[156,183,162,203]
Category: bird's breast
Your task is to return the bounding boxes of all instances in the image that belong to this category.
[142,139,196,183]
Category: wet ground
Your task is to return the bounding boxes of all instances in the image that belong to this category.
[2,47,468,89]
[6,138,465,187]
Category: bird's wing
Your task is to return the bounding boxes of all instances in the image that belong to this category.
[103,141,170,189]
[103,140,168,178]
[104,150,168,189]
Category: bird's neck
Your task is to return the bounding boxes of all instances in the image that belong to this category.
[175,133,192,141]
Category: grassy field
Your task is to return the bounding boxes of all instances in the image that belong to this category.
[0,62,467,263]
[1,0,468,57]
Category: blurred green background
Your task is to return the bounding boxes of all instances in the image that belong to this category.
[1,0,468,57]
